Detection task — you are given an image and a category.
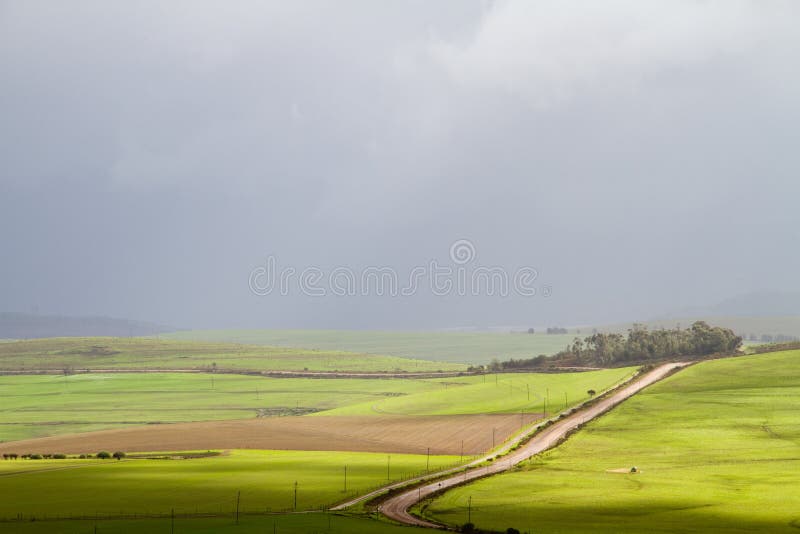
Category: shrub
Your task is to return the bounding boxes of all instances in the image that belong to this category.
[29,454,43,460]
[52,454,67,459]
[79,454,87,459]
[462,523,475,533]
[112,451,126,461]
[96,451,111,459]
[507,529,521,534]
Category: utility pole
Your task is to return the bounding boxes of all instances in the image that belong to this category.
[387,455,391,481]
[460,440,464,463]
[492,428,496,449]
[426,447,430,472]
[235,491,240,524]
[171,508,174,534]
[564,392,568,410]
[468,496,472,524]
[343,465,347,493]
[293,482,298,511]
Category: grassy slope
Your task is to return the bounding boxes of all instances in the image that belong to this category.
[424,350,800,533]
[0,450,460,519]
[163,329,576,365]
[320,367,636,416]
[0,373,442,442]
[0,337,465,373]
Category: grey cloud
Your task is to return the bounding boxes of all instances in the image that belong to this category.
[0,1,798,329]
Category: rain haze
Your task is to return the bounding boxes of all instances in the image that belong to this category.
[1,0,799,330]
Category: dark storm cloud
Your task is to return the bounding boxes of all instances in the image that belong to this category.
[1,1,798,328]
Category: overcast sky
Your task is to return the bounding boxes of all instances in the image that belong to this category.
[1,1,799,329]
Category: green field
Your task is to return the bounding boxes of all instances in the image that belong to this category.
[4,513,430,534]
[0,373,446,442]
[0,337,466,373]
[0,368,635,442]
[163,329,577,365]
[0,449,459,519]
[422,350,800,533]
[320,367,636,416]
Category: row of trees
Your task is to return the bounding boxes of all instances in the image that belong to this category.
[1,451,125,460]
[499,321,741,369]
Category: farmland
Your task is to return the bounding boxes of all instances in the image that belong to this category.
[0,449,460,519]
[0,373,441,441]
[321,367,636,416]
[422,349,800,533]
[0,413,537,456]
[0,367,634,443]
[0,337,466,373]
[163,329,577,365]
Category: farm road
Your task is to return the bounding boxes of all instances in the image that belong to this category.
[335,362,687,528]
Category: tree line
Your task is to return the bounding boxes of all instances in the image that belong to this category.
[497,321,742,369]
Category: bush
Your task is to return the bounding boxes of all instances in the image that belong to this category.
[112,451,126,461]
[96,451,111,459]
[79,454,87,459]
[52,454,67,459]
[462,523,475,533]
[507,529,521,534]
[29,454,43,460]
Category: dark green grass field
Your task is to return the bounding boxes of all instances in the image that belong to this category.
[0,450,460,519]
[3,512,430,534]
[163,329,576,365]
[422,349,800,533]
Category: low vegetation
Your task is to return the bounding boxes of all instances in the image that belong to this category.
[163,329,577,365]
[0,337,465,373]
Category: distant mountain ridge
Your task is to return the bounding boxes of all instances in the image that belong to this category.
[0,312,173,339]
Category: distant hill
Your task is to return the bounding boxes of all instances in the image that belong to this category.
[0,313,172,339]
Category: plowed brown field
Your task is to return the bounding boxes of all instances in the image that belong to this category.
[0,413,541,456]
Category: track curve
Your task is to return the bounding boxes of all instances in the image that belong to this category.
[377,362,687,528]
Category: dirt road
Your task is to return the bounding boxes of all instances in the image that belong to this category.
[366,362,686,528]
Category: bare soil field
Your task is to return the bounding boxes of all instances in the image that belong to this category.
[0,413,541,456]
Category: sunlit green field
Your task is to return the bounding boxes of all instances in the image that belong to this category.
[423,350,800,533]
[0,449,459,520]
[163,329,576,365]
[0,337,466,373]
[321,367,636,416]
